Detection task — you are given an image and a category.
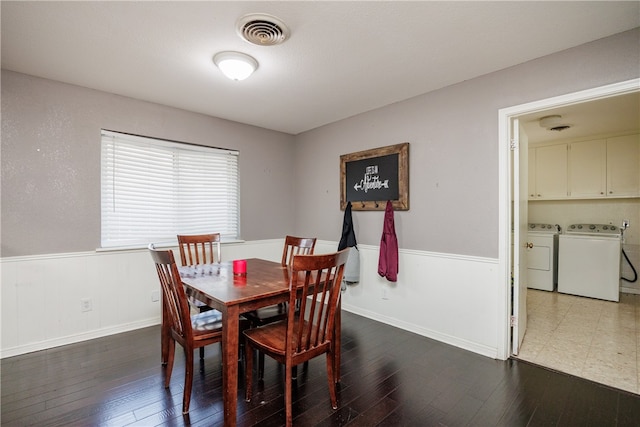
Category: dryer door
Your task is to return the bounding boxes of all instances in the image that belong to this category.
[528,240,551,271]
[527,235,554,291]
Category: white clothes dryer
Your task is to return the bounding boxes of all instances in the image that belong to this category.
[526,223,560,291]
[558,224,622,302]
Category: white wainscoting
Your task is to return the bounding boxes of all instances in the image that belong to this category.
[1,249,161,358]
[315,242,502,359]
[2,240,503,360]
[0,240,284,358]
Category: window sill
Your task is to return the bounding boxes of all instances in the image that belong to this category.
[96,239,246,253]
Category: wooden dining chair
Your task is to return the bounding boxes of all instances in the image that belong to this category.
[242,235,316,375]
[177,233,222,360]
[243,248,350,426]
[177,233,222,266]
[149,245,223,414]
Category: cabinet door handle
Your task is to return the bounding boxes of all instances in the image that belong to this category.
[526,242,533,249]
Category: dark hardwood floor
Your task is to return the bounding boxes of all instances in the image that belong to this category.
[2,311,639,426]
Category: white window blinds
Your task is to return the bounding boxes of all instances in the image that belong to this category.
[101,130,239,248]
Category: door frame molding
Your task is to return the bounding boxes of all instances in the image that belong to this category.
[496,78,640,360]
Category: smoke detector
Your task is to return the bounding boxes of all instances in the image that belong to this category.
[539,115,571,132]
[237,14,290,46]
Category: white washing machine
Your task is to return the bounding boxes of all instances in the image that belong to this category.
[558,224,622,302]
[527,223,560,291]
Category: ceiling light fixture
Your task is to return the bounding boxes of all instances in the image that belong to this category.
[213,51,258,81]
[539,115,571,131]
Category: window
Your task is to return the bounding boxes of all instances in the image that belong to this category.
[101,130,239,248]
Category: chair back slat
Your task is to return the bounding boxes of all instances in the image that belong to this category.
[288,249,349,356]
[150,247,193,341]
[178,233,221,266]
[281,236,316,268]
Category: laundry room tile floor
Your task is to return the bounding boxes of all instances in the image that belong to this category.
[516,289,639,395]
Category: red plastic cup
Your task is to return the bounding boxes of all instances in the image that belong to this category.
[233,259,247,276]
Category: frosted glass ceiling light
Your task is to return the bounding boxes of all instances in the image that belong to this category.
[213,51,258,81]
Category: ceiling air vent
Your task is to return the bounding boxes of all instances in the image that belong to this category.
[237,14,290,46]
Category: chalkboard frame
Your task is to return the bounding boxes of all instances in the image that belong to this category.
[340,142,409,211]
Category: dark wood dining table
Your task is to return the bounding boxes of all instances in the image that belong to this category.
[178,258,341,427]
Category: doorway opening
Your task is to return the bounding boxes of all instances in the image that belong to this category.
[498,78,640,362]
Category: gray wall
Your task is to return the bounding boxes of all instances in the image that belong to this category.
[1,71,296,257]
[294,28,640,258]
[2,28,639,258]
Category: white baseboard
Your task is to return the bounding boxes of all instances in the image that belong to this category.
[1,317,160,358]
[341,303,498,359]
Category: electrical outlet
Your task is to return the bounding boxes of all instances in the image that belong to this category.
[622,219,630,229]
[151,290,160,302]
[80,298,92,312]
[382,287,390,300]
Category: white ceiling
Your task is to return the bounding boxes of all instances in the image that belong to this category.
[520,91,640,144]
[1,1,639,135]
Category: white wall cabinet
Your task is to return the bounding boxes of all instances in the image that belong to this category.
[607,134,640,197]
[528,144,568,199]
[529,133,639,200]
[568,139,606,198]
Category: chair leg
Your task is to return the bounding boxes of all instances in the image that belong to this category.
[198,307,210,361]
[164,339,176,388]
[182,345,194,414]
[245,342,254,402]
[325,351,338,409]
[258,352,265,379]
[161,308,170,366]
[285,364,294,427]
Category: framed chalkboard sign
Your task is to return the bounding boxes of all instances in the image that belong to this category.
[340,143,409,211]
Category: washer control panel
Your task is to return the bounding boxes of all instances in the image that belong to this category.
[529,223,554,230]
[566,223,620,236]
[528,223,560,234]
